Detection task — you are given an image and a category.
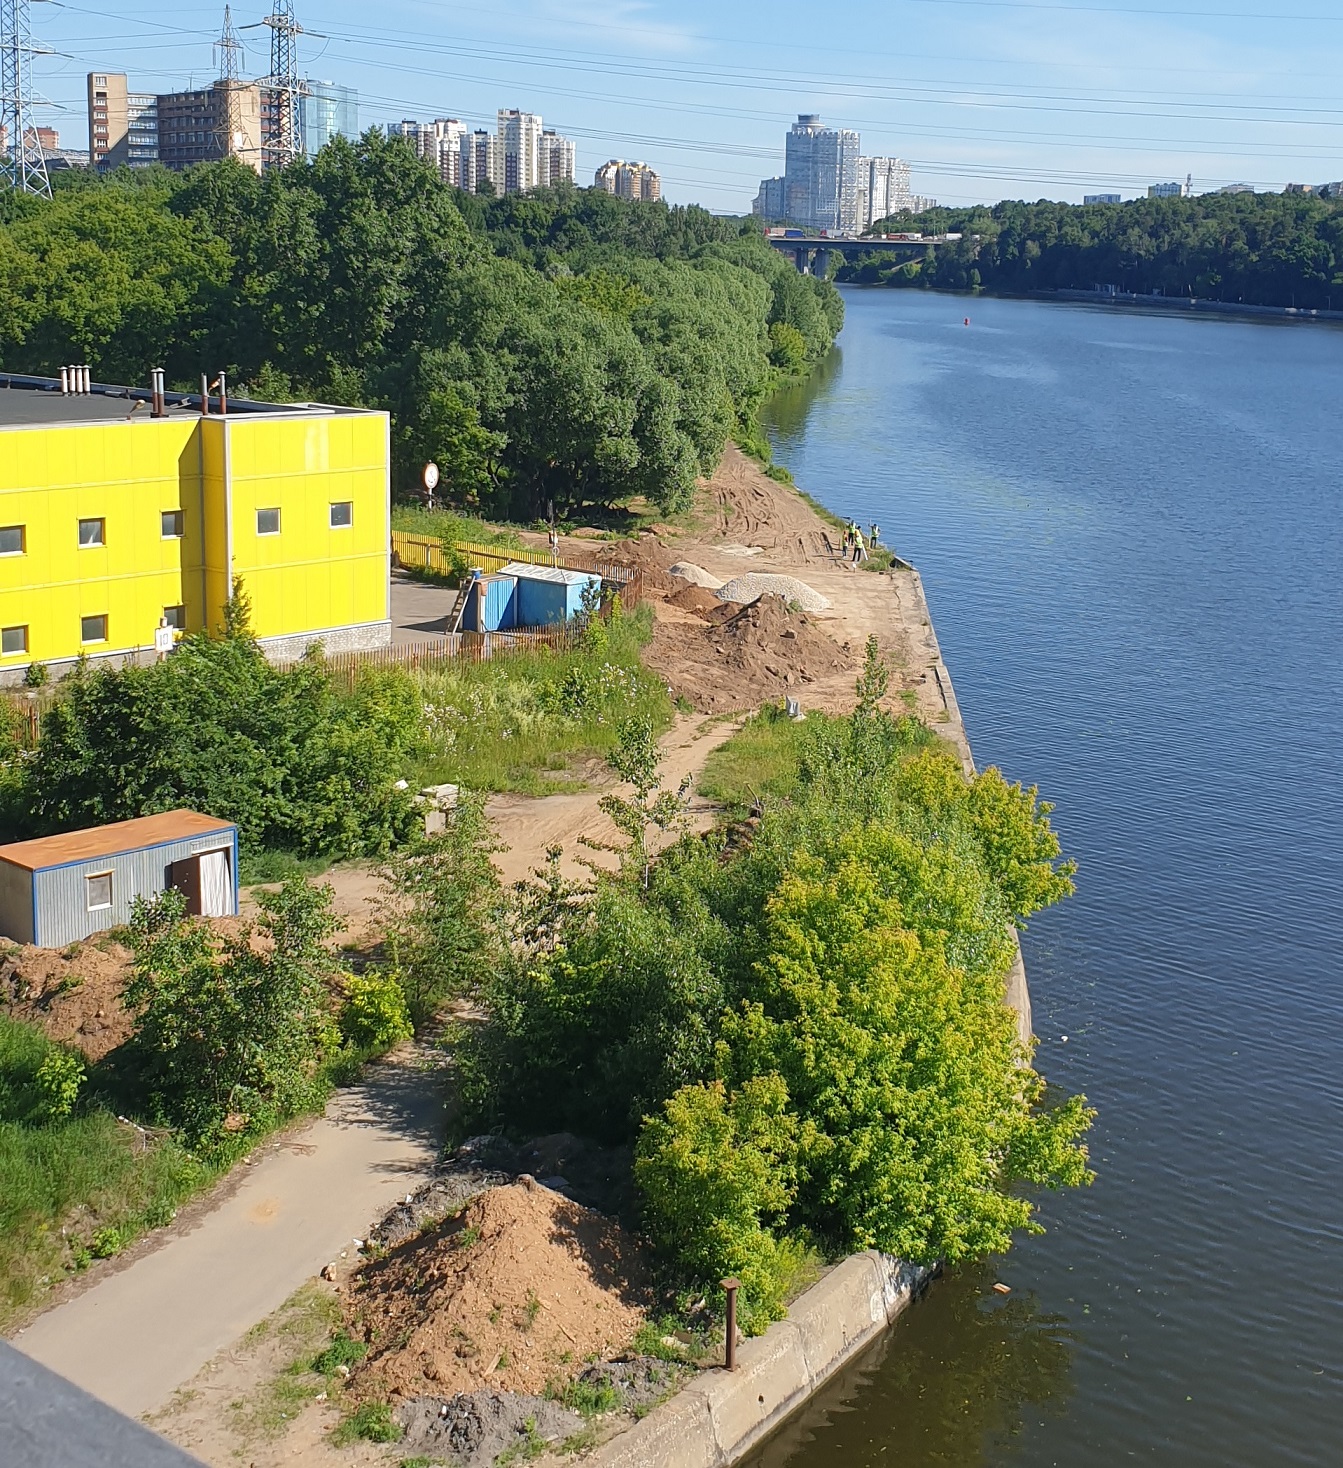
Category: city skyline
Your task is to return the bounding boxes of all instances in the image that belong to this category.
[17,0,1343,211]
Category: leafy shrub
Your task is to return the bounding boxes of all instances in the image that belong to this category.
[34,1048,85,1121]
[90,1226,122,1259]
[338,971,413,1053]
[312,1331,368,1374]
[123,881,340,1146]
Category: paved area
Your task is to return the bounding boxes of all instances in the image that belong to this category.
[12,1054,442,1420]
[391,573,454,643]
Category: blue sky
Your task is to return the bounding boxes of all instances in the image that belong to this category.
[33,0,1343,211]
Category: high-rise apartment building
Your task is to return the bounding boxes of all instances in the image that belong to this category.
[780,115,860,233]
[459,129,498,193]
[752,176,786,220]
[539,129,577,187]
[300,81,358,158]
[157,82,263,171]
[1149,175,1193,198]
[87,73,159,169]
[496,109,542,194]
[389,117,466,184]
[594,159,661,201]
[858,156,911,228]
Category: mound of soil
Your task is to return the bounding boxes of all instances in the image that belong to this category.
[645,594,854,713]
[0,939,134,1061]
[397,1391,582,1466]
[347,1179,651,1400]
[666,583,723,618]
[594,538,680,594]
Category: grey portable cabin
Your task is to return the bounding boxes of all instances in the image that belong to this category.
[0,810,239,948]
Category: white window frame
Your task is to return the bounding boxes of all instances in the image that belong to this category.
[78,518,106,549]
[163,605,185,630]
[256,507,281,536]
[86,872,113,911]
[329,501,353,529]
[1,625,28,656]
[0,525,24,556]
[161,509,184,539]
[80,614,108,645]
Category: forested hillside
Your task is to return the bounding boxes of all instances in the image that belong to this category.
[0,136,842,518]
[851,193,1343,309]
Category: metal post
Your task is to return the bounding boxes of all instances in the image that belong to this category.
[721,1277,740,1371]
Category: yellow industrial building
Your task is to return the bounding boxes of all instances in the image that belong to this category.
[0,372,391,682]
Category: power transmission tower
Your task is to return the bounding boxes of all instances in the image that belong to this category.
[259,0,303,169]
[0,0,52,198]
[213,3,246,162]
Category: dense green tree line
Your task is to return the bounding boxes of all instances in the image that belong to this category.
[0,136,841,517]
[846,193,1343,309]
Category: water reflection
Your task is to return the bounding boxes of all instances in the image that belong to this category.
[743,1265,1075,1468]
[766,345,843,439]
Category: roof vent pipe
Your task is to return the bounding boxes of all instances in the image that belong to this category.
[60,367,70,395]
[217,371,228,417]
[80,365,91,394]
[151,368,165,418]
[200,373,210,416]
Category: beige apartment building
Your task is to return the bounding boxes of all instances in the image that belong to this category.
[88,73,262,172]
[594,159,662,202]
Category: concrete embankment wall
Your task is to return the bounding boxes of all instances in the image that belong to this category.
[587,1254,928,1468]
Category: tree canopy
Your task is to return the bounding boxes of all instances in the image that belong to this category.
[848,192,1343,309]
[0,138,843,518]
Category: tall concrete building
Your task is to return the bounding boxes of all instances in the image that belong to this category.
[496,108,542,193]
[858,156,911,228]
[459,129,498,193]
[539,129,577,187]
[595,158,661,201]
[157,82,263,171]
[300,80,358,157]
[1149,175,1193,198]
[782,115,860,233]
[752,176,786,220]
[87,73,159,169]
[389,117,466,184]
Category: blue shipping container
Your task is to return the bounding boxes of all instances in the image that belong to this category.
[460,572,518,632]
[500,563,603,627]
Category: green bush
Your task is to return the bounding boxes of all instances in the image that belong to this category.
[34,1048,85,1121]
[338,971,413,1054]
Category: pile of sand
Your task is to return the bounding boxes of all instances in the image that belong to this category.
[668,562,724,590]
[716,573,831,612]
[644,595,853,713]
[346,1179,650,1400]
[666,583,724,619]
[0,939,135,1061]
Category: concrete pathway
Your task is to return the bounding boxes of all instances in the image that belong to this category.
[12,1053,442,1420]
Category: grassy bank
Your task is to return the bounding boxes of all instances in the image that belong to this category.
[409,603,673,796]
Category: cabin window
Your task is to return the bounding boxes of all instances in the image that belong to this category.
[86,873,113,911]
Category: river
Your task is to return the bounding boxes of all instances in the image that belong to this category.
[749,289,1343,1467]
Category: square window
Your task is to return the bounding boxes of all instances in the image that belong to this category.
[329,501,353,529]
[1,626,27,656]
[163,605,185,629]
[78,518,105,548]
[86,873,113,911]
[0,525,23,556]
[161,509,184,538]
[256,507,281,536]
[81,614,108,644]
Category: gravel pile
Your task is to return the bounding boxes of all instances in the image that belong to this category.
[668,561,724,590]
[397,1392,581,1466]
[715,573,831,612]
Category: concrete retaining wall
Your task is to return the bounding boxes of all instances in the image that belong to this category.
[587,1255,928,1468]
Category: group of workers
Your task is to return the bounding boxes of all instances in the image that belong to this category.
[841,520,881,565]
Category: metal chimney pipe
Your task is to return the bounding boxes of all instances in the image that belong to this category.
[81,365,91,394]
[151,368,165,418]
[200,373,210,415]
[217,371,228,417]
[59,367,70,395]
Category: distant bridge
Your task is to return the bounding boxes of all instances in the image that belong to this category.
[766,234,958,275]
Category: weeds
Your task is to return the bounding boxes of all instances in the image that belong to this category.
[333,1401,401,1445]
[554,1379,622,1418]
[495,1419,547,1464]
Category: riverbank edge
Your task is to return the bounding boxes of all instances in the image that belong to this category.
[839,279,1343,325]
[579,561,1032,1468]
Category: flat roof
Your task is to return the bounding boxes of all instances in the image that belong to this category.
[0,810,236,873]
[498,561,600,587]
[0,373,363,429]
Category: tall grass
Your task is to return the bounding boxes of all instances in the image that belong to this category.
[696,703,817,815]
[390,505,525,547]
[410,605,672,795]
[0,1014,208,1328]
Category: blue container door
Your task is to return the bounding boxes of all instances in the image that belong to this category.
[483,576,518,631]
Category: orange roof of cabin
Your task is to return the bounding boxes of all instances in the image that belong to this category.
[0,811,236,872]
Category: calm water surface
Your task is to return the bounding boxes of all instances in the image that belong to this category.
[749,290,1343,1467]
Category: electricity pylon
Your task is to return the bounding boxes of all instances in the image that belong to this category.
[213,4,247,162]
[0,0,52,198]
[259,0,303,169]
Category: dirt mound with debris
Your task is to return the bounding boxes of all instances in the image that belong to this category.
[666,583,724,619]
[0,938,135,1061]
[347,1179,651,1400]
[645,594,854,713]
[593,537,680,594]
[397,1391,582,1466]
